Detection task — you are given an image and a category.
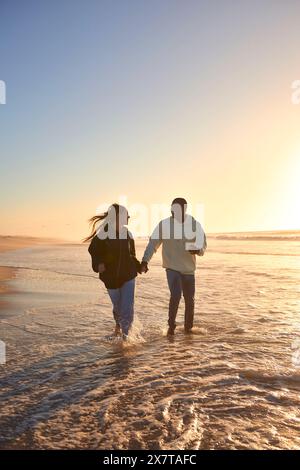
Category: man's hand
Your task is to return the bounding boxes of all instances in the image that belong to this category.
[188,249,205,256]
[188,249,200,255]
[140,261,149,273]
[98,263,106,273]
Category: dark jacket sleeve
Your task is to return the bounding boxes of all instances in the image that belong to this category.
[88,236,106,273]
[129,238,142,273]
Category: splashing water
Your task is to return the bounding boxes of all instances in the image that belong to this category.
[0,234,300,449]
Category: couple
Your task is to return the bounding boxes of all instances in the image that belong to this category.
[86,198,207,340]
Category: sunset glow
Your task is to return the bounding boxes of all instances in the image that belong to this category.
[1,1,300,240]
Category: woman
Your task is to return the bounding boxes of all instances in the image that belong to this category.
[85,204,141,340]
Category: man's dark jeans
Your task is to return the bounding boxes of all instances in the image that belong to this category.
[166,269,195,331]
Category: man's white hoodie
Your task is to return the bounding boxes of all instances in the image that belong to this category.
[142,215,206,275]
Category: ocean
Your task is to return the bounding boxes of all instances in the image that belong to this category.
[0,232,300,449]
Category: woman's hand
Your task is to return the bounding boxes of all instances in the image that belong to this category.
[98,263,106,273]
[140,261,149,273]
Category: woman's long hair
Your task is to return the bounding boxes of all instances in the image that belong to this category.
[83,203,127,243]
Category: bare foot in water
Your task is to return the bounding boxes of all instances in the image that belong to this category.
[114,324,122,336]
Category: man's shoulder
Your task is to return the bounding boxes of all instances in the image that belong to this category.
[149,217,171,240]
[160,216,172,225]
[187,215,203,228]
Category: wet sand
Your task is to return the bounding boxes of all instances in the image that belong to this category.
[0,266,17,291]
[0,234,300,449]
[0,236,64,311]
[0,238,32,309]
[0,267,17,311]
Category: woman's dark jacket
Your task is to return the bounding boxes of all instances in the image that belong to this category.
[88,231,141,289]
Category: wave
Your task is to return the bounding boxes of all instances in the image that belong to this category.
[208,233,300,241]
[239,370,300,387]
[0,264,96,279]
[207,250,300,256]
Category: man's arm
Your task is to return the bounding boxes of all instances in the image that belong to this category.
[196,230,207,256]
[141,223,162,267]
[194,232,206,256]
[203,232,207,250]
[188,221,207,256]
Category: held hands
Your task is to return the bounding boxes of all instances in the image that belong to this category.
[140,261,149,273]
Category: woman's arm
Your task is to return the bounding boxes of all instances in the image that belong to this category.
[129,237,142,273]
[88,236,106,273]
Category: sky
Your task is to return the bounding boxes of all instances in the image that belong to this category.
[1,0,300,240]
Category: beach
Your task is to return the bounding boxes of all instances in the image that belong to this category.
[0,233,300,449]
[0,236,64,311]
[0,237,55,311]
[0,237,35,294]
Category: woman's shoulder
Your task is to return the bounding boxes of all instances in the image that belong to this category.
[89,234,107,251]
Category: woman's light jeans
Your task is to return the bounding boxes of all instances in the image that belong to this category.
[107,278,135,335]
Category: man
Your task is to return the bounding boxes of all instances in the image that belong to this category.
[141,198,207,335]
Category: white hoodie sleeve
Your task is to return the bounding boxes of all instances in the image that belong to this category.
[195,220,206,249]
[142,222,162,263]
